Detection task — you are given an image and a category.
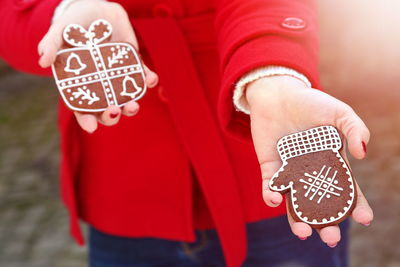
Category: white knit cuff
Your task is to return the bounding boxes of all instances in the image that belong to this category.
[233,66,312,114]
[52,0,107,23]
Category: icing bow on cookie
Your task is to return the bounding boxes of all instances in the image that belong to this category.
[63,19,113,47]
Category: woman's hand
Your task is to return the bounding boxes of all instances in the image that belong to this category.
[38,0,158,133]
[247,75,373,247]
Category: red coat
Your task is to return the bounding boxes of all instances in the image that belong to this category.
[0,0,319,266]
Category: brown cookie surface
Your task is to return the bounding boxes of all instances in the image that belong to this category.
[269,126,356,228]
[51,19,146,113]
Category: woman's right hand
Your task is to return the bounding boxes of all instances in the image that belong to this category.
[38,0,158,133]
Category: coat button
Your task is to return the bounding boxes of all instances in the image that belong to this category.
[13,0,39,11]
[157,86,168,102]
[281,17,306,30]
[152,3,174,18]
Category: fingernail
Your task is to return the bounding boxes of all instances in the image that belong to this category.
[327,243,337,248]
[110,112,119,119]
[271,200,279,205]
[362,141,367,155]
[128,109,138,115]
[362,222,370,227]
[298,236,307,240]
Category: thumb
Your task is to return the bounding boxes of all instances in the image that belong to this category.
[38,24,64,68]
[334,103,370,160]
[250,115,287,207]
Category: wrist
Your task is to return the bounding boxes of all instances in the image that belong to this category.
[246,75,309,108]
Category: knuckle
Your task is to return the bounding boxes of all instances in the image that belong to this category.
[108,2,129,18]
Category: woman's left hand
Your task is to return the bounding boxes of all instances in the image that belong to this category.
[246,75,374,247]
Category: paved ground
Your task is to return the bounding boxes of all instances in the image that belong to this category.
[0,1,399,266]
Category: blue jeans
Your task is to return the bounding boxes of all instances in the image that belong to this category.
[89,216,349,267]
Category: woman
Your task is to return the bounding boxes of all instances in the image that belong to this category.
[0,0,373,266]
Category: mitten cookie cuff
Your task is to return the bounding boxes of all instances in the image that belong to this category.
[277,126,342,161]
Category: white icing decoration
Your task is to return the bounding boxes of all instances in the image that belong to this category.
[268,126,356,226]
[300,166,344,204]
[52,19,147,112]
[63,19,112,47]
[64,53,87,75]
[120,75,143,99]
[107,46,128,68]
[72,87,100,105]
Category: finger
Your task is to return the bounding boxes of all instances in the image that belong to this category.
[121,101,140,117]
[341,148,373,226]
[250,115,290,207]
[98,105,121,126]
[143,65,159,88]
[352,182,374,226]
[286,204,313,239]
[38,24,64,68]
[74,112,98,133]
[261,161,284,207]
[110,4,139,48]
[334,103,370,160]
[317,225,341,247]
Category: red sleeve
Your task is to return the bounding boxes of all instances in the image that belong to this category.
[215,0,320,140]
[0,0,61,76]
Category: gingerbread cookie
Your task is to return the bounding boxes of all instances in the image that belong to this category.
[269,126,356,228]
[51,19,146,112]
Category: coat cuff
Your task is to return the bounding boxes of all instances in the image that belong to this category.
[0,0,62,75]
[233,66,312,114]
[218,35,320,141]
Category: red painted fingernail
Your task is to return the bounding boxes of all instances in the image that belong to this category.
[110,112,119,119]
[362,222,370,227]
[327,243,337,248]
[298,236,307,240]
[362,141,367,155]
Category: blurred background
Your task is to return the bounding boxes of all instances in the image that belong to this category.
[1,0,400,266]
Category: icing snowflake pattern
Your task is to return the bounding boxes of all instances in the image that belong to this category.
[300,165,343,204]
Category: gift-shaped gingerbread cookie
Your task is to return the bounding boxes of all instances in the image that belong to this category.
[51,19,146,112]
[269,126,356,227]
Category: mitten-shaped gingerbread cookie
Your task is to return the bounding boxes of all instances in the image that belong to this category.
[269,126,356,228]
[51,19,146,112]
